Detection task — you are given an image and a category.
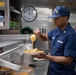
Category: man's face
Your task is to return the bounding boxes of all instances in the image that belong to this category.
[53,16,68,28]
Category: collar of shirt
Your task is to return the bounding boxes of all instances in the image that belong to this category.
[57,23,71,35]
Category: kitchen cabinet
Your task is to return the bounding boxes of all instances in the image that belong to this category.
[0,0,21,29]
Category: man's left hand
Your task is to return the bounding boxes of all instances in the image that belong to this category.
[34,53,46,59]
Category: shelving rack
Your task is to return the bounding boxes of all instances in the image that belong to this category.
[0,0,9,29]
[0,0,21,29]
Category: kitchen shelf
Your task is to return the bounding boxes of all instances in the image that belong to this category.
[0,34,31,41]
[0,41,22,48]
[0,18,5,22]
[0,0,21,29]
[0,44,23,56]
[0,8,4,10]
[0,0,9,29]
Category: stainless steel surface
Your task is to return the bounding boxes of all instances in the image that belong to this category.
[0,45,23,56]
[0,59,21,71]
[21,0,53,50]
[0,41,22,48]
[23,51,49,75]
[0,34,31,41]
[0,41,24,71]
[23,57,49,75]
[34,60,49,75]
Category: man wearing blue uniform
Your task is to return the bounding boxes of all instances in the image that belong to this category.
[34,6,76,75]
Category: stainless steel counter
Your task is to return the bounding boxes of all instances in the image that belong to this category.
[0,34,50,74]
[34,60,49,75]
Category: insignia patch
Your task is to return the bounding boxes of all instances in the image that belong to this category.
[54,9,58,14]
[52,37,55,39]
[57,40,63,44]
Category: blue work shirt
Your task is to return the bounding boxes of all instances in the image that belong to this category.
[48,23,76,75]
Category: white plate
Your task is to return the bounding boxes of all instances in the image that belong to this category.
[33,57,45,61]
[24,51,44,55]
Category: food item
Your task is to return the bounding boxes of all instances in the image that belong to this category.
[30,34,36,48]
[0,2,5,7]
[24,48,44,53]
[25,34,44,55]
[12,72,29,75]
[0,67,30,75]
[30,34,36,43]
[0,66,12,75]
[0,66,12,71]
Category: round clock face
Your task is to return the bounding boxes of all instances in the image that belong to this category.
[22,6,37,22]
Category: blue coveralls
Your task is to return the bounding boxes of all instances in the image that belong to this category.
[48,23,76,75]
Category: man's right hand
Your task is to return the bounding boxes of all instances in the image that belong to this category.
[34,30,42,37]
[34,30,48,41]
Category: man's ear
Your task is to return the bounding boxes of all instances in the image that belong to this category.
[64,16,68,20]
[66,16,68,20]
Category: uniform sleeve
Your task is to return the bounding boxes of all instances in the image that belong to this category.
[48,31,53,40]
[64,34,76,57]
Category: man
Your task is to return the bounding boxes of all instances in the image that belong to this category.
[34,6,76,75]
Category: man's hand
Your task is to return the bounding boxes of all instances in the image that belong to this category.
[34,53,73,65]
[34,30,42,37]
[34,30,48,41]
[34,53,47,59]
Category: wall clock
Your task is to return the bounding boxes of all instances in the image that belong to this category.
[22,6,37,22]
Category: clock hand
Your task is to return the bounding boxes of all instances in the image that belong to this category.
[29,8,30,15]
